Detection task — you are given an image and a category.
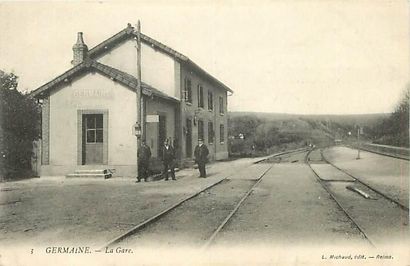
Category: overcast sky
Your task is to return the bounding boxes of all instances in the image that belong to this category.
[0,1,408,114]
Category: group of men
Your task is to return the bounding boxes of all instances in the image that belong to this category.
[137,139,209,182]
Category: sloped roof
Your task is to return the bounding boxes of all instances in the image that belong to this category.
[88,24,233,93]
[30,59,179,103]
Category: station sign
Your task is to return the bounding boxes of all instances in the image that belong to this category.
[146,115,159,123]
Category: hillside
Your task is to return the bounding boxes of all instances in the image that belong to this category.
[229,112,388,127]
[227,111,389,156]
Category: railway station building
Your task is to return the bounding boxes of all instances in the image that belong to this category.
[31,23,233,177]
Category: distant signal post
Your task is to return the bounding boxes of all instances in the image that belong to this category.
[356,126,362,160]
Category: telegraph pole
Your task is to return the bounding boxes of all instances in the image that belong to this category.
[356,126,361,160]
[135,20,142,145]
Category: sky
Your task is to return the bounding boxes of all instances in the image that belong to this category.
[0,0,408,115]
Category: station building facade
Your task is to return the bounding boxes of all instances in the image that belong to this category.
[31,24,232,176]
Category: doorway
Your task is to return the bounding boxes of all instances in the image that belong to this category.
[157,115,167,156]
[185,118,192,157]
[82,114,104,165]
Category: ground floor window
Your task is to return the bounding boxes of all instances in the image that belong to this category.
[220,124,225,143]
[208,122,214,144]
[198,120,204,141]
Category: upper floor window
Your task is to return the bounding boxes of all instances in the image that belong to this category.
[183,78,192,103]
[197,84,204,108]
[219,96,224,115]
[208,91,213,111]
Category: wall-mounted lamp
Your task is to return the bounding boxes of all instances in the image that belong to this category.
[134,122,141,138]
[193,109,202,126]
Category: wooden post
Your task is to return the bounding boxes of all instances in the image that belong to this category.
[135,21,142,144]
[356,126,361,159]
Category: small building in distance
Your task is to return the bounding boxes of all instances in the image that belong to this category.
[31,23,233,177]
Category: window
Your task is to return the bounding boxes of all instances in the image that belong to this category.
[208,91,213,111]
[198,120,204,141]
[220,124,225,143]
[197,84,204,108]
[86,114,103,143]
[208,122,214,144]
[219,96,224,114]
[183,77,192,103]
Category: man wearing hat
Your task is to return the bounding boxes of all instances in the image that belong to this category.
[194,139,209,178]
[161,138,176,181]
[137,140,151,182]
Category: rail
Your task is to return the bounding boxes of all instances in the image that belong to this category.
[99,148,305,250]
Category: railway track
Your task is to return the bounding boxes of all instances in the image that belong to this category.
[200,148,310,249]
[320,149,408,211]
[200,165,272,249]
[305,149,375,247]
[101,147,397,250]
[306,148,409,247]
[98,148,307,250]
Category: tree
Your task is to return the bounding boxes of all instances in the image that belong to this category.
[372,86,409,147]
[0,71,40,179]
[391,86,410,146]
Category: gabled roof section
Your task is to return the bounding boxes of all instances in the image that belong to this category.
[88,24,233,93]
[87,26,134,58]
[30,60,179,103]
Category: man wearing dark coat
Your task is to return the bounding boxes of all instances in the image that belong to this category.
[137,141,151,182]
[194,139,209,178]
[162,138,176,181]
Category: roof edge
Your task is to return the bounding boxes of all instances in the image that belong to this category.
[30,60,179,103]
[87,24,233,93]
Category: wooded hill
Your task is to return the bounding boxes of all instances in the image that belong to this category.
[229,86,409,152]
[227,110,402,156]
[229,112,388,127]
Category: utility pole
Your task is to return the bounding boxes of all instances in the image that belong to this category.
[356,126,361,160]
[134,20,142,144]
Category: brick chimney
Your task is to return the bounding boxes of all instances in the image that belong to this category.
[72,32,88,65]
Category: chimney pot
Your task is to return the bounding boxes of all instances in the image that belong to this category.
[76,32,85,44]
[72,32,88,65]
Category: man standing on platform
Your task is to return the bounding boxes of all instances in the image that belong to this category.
[194,139,209,178]
[137,141,151,182]
[162,138,176,181]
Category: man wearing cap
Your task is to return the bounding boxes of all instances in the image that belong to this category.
[137,140,151,182]
[161,138,176,181]
[194,139,209,178]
